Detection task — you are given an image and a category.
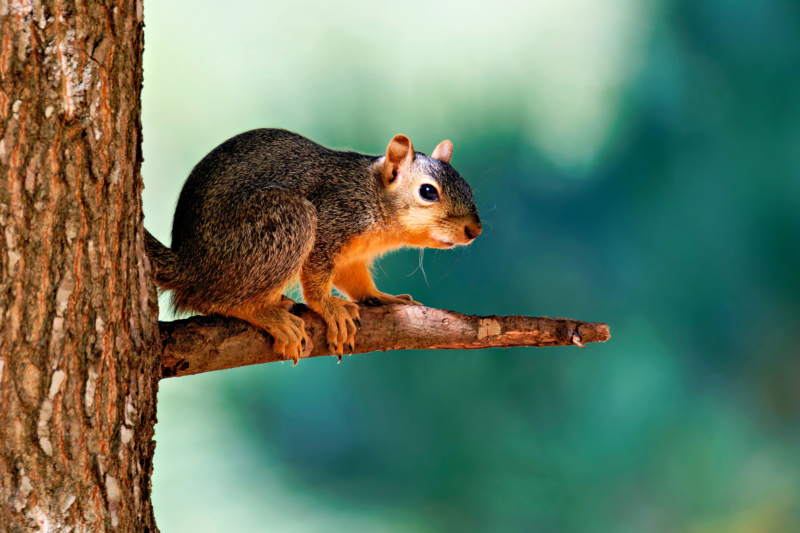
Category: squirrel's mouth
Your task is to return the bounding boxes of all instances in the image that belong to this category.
[431,239,456,249]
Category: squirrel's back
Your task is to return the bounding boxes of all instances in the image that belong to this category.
[179,128,374,196]
[171,129,379,256]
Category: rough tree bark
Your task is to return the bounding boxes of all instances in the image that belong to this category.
[0,1,161,532]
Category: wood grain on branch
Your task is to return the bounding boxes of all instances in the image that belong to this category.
[160,305,610,378]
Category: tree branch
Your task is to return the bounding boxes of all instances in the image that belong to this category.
[160,304,610,378]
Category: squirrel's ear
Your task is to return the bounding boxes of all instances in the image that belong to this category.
[383,134,415,187]
[431,140,453,164]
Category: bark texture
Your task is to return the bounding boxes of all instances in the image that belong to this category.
[0,1,160,532]
[161,305,610,378]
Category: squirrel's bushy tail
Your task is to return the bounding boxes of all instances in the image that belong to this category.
[144,229,181,289]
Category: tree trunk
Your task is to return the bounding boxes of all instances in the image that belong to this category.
[0,1,161,532]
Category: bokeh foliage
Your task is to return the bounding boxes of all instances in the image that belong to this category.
[144,0,800,531]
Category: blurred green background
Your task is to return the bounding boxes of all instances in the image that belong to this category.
[142,0,800,531]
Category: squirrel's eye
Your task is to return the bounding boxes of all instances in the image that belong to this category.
[419,184,439,202]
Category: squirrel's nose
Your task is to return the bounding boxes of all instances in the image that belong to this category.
[464,221,482,241]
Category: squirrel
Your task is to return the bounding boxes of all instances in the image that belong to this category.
[145,128,482,364]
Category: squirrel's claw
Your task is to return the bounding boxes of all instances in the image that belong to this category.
[273,338,302,366]
[394,294,422,305]
[360,292,422,307]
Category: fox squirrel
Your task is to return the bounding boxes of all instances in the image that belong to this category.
[145,128,482,363]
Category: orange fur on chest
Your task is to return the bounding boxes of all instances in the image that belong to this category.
[334,228,427,268]
[329,228,428,300]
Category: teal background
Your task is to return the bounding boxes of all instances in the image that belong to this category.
[142,1,800,531]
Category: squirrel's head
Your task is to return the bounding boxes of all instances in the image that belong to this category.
[379,134,482,249]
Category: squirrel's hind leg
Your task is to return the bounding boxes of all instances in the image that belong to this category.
[199,188,316,364]
[228,294,308,365]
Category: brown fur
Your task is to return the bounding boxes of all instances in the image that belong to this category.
[145,129,481,363]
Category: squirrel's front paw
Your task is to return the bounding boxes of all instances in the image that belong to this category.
[319,296,360,357]
[361,293,421,307]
